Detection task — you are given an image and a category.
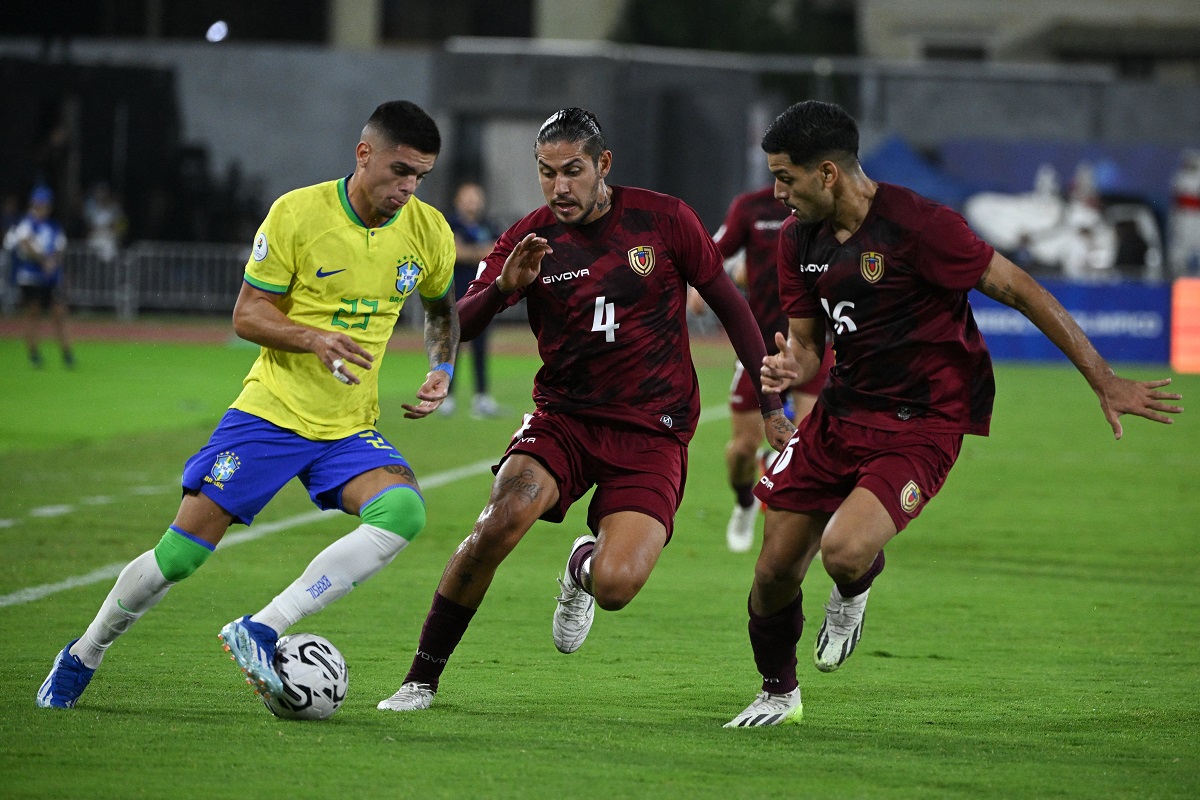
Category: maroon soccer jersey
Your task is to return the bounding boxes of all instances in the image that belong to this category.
[463,186,726,443]
[713,186,791,351]
[778,183,996,435]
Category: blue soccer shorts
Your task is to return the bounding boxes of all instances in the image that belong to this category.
[181,409,413,525]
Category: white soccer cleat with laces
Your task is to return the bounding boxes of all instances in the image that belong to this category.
[377,681,436,711]
[813,586,869,672]
[724,688,803,727]
[552,534,596,654]
[725,503,757,553]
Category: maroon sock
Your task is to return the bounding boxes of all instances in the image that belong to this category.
[568,538,595,585]
[403,591,477,690]
[748,590,805,694]
[836,550,885,599]
[734,483,756,508]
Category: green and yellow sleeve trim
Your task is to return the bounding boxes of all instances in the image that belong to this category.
[244,273,288,294]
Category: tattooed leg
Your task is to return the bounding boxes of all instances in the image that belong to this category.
[438,455,560,608]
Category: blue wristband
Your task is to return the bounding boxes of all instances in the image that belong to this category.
[433,362,454,381]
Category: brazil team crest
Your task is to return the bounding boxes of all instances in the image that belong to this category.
[627,246,655,276]
[395,258,422,297]
[861,251,884,283]
[900,480,922,513]
[208,451,241,489]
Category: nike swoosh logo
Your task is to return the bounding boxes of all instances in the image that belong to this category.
[316,267,347,278]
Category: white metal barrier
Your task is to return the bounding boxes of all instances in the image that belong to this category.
[20,242,513,329]
[60,241,249,319]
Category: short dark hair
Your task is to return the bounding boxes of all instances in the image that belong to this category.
[761,101,859,168]
[535,107,606,163]
[366,100,441,155]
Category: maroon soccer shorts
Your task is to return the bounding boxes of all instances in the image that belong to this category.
[498,411,688,541]
[753,403,963,532]
[728,348,835,413]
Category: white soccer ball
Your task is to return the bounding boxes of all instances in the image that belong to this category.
[262,633,348,721]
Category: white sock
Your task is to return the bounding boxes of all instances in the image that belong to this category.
[579,555,594,594]
[72,550,173,669]
[251,524,407,634]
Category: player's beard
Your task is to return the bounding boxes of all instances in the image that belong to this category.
[558,184,605,226]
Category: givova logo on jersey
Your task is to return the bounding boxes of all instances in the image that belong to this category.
[395,257,423,297]
[207,451,241,490]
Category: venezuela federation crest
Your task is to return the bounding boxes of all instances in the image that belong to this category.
[627,245,655,276]
[861,251,884,283]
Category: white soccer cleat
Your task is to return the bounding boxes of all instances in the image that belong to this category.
[470,394,504,419]
[813,586,869,672]
[724,688,803,727]
[552,534,596,654]
[725,503,757,553]
[377,681,436,711]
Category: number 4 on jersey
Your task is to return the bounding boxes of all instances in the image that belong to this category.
[592,296,620,342]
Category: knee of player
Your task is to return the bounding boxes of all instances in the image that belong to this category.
[752,555,803,590]
[820,545,869,584]
[470,500,536,551]
[591,566,645,611]
[153,526,216,582]
[360,486,427,543]
[592,584,635,612]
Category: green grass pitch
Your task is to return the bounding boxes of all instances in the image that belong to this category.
[0,329,1197,799]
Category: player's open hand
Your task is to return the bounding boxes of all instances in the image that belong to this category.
[761,331,799,394]
[315,332,373,385]
[403,368,451,419]
[496,233,552,294]
[1096,374,1183,440]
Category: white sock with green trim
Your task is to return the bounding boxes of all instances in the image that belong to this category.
[72,550,172,669]
[251,524,408,634]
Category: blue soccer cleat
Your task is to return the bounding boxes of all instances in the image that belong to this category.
[218,616,283,700]
[37,638,96,709]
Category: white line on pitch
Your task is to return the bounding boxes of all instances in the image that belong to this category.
[0,405,733,610]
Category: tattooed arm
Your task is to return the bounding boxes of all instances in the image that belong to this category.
[401,290,461,419]
[976,251,1181,438]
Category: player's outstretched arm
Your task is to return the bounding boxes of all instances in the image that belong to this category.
[403,292,460,419]
[232,281,373,385]
[976,253,1183,439]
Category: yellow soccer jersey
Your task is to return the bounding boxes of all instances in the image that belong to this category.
[231,176,454,440]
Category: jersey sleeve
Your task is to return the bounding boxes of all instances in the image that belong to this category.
[243,196,297,294]
[712,195,749,259]
[464,222,525,303]
[916,204,995,291]
[672,200,725,286]
[777,217,822,318]
[419,212,457,301]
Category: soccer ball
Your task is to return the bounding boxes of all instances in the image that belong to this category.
[261,633,348,721]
